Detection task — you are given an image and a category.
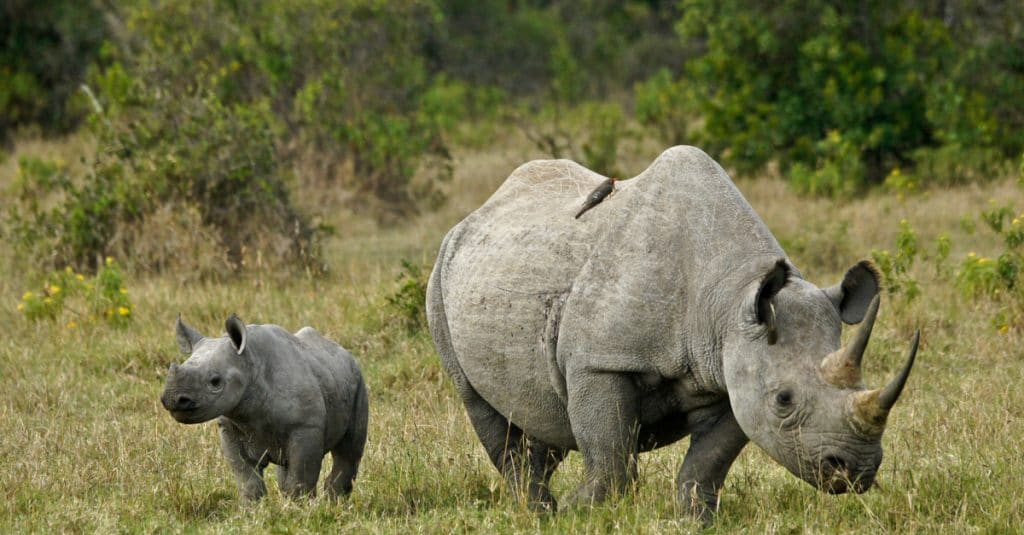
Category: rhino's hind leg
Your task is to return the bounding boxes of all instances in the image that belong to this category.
[459,383,564,511]
[676,408,748,525]
[326,384,368,499]
[565,371,641,506]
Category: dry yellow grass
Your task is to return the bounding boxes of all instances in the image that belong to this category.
[1,135,1022,533]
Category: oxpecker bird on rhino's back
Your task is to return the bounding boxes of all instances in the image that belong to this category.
[575,177,616,219]
[426,146,920,523]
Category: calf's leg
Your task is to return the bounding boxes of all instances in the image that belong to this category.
[219,422,267,501]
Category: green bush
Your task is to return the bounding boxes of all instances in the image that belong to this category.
[0,0,108,139]
[6,84,322,274]
[956,202,1024,333]
[16,259,133,328]
[385,260,429,333]
[634,69,694,146]
[580,102,628,177]
[662,0,1023,194]
[788,130,865,198]
[871,219,920,302]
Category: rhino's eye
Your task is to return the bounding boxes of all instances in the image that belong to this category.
[210,376,223,389]
[775,390,794,408]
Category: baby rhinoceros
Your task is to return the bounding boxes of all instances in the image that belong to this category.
[160,314,368,501]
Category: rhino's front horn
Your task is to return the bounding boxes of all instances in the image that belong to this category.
[851,330,920,435]
[821,295,880,388]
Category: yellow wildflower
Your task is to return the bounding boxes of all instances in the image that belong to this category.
[105,256,114,266]
[44,297,53,305]
[119,288,128,295]
[76,274,85,282]
[22,291,33,300]
[64,266,73,274]
[17,303,24,311]
[67,321,77,329]
[999,324,1010,335]
[118,306,131,317]
[968,252,977,258]
[49,285,61,295]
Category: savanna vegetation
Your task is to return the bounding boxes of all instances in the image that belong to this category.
[2,0,1024,532]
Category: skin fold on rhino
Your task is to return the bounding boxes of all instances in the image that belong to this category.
[426,146,919,523]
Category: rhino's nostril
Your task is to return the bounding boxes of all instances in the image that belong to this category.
[176,395,196,411]
[824,455,847,472]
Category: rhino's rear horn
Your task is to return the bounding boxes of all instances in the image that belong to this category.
[851,330,919,435]
[878,330,919,410]
[820,295,880,388]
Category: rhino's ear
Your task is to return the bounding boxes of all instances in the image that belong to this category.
[226,314,247,355]
[824,261,880,324]
[175,314,203,354]
[755,259,790,344]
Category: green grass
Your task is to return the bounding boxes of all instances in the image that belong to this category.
[2,136,1023,533]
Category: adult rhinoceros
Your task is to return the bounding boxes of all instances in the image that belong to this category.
[426,146,918,522]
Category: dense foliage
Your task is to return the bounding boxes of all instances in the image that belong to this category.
[3,0,1024,275]
[0,0,108,138]
[646,0,1024,195]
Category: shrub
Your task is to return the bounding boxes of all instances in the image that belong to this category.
[788,130,865,198]
[669,0,1023,193]
[16,259,133,328]
[871,219,920,302]
[956,202,1024,333]
[5,85,323,274]
[384,260,430,333]
[634,69,694,147]
[0,0,108,139]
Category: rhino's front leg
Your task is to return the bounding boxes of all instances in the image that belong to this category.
[280,427,325,498]
[219,422,267,501]
[676,408,748,524]
[566,370,640,506]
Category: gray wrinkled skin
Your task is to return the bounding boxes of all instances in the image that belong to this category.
[161,315,368,500]
[427,146,913,522]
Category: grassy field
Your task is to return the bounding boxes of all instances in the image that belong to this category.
[2,135,1023,533]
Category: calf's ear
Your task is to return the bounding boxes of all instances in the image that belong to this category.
[824,261,880,324]
[226,314,247,355]
[175,315,203,354]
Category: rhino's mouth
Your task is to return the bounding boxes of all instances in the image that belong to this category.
[817,455,875,494]
[168,407,216,424]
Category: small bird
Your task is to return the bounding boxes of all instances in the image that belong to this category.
[575,177,617,219]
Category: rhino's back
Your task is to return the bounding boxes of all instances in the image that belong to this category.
[436,146,783,445]
[249,325,361,446]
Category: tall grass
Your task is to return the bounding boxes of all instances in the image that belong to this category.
[1,134,1022,533]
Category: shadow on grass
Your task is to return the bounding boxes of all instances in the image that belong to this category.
[164,488,235,522]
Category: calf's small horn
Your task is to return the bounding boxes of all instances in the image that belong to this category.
[821,295,880,388]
